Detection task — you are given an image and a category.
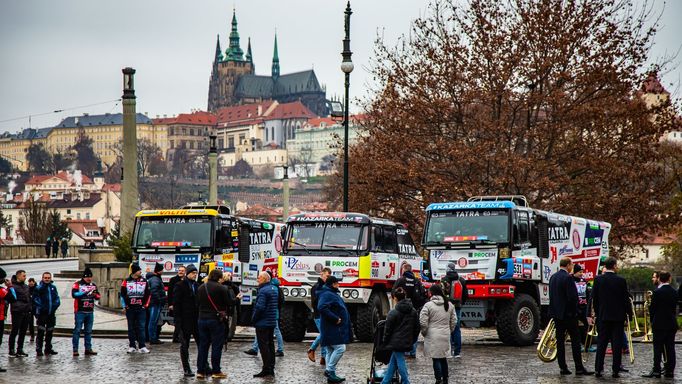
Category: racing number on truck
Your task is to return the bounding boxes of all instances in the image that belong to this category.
[513,264,522,276]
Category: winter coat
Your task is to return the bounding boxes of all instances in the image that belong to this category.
[60,240,68,255]
[120,275,151,310]
[0,287,8,321]
[393,271,426,310]
[7,276,31,314]
[382,299,420,352]
[317,285,352,346]
[419,295,457,358]
[197,280,234,321]
[252,282,278,329]
[167,274,183,311]
[311,278,325,319]
[71,279,100,312]
[33,282,61,316]
[271,278,284,320]
[146,272,166,306]
[52,240,59,254]
[174,277,199,330]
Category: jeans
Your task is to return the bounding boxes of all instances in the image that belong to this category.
[251,323,284,353]
[36,313,56,353]
[125,308,146,349]
[72,311,94,351]
[432,358,448,380]
[147,305,162,342]
[450,307,462,355]
[197,319,225,374]
[9,311,30,352]
[381,351,410,384]
[325,344,346,375]
[310,318,326,358]
[256,327,275,373]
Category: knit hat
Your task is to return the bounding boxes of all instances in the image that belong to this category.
[154,262,164,273]
[83,267,93,278]
[573,264,583,273]
[326,275,339,286]
[185,264,198,275]
[131,264,142,274]
[447,262,457,272]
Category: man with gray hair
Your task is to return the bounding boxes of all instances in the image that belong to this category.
[252,271,279,378]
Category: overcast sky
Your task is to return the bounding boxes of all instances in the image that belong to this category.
[0,0,680,133]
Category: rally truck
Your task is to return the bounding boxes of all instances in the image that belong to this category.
[276,212,422,342]
[422,196,610,346]
[131,206,283,338]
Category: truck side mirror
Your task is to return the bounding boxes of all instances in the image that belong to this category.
[238,226,251,263]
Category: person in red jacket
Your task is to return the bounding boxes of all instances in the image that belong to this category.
[120,264,151,354]
[0,267,8,373]
[71,268,100,356]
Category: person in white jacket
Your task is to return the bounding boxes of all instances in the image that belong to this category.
[420,284,457,384]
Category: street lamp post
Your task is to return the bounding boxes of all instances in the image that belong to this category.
[341,1,353,212]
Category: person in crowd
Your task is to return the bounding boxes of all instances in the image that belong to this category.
[642,271,677,378]
[381,287,420,384]
[45,237,52,258]
[307,267,331,365]
[442,262,468,358]
[392,263,426,358]
[51,239,59,260]
[222,271,241,346]
[318,275,352,384]
[593,257,632,378]
[0,267,8,372]
[88,241,97,250]
[173,264,200,377]
[549,258,592,376]
[27,277,36,342]
[196,268,233,380]
[245,271,284,357]
[168,266,186,343]
[33,272,61,356]
[146,262,166,345]
[7,270,31,357]
[60,238,68,258]
[572,264,591,347]
[120,264,151,354]
[252,271,279,378]
[71,267,100,356]
[420,284,457,384]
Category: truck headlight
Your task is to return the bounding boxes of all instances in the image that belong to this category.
[342,290,351,298]
[300,289,307,297]
[291,289,299,297]
[282,288,289,296]
[350,290,359,299]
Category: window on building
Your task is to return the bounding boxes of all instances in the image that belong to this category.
[218,138,224,148]
[67,209,71,215]
[77,212,81,219]
[228,137,234,148]
[86,212,90,220]
[190,128,194,136]
[190,142,194,150]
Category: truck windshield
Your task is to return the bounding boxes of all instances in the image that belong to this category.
[425,210,509,244]
[288,222,367,251]
[134,216,213,248]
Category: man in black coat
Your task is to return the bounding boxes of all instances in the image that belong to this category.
[592,257,632,378]
[548,257,592,376]
[381,287,420,383]
[391,264,425,358]
[642,270,677,378]
[6,270,31,357]
[173,264,200,377]
[168,266,186,343]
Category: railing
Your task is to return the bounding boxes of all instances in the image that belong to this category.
[0,244,84,261]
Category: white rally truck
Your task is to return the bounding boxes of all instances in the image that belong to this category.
[422,196,610,346]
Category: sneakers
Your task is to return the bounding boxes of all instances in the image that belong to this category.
[139,347,150,353]
[127,347,137,354]
[15,351,28,357]
[327,372,345,383]
[212,372,227,379]
[454,354,461,358]
[244,349,258,356]
[85,349,98,356]
[8,351,16,358]
[307,349,315,362]
[275,351,284,357]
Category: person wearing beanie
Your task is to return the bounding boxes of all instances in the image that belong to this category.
[146,262,167,345]
[392,263,426,358]
[572,263,591,349]
[317,275,351,383]
[72,267,101,356]
[121,264,151,353]
[173,264,201,377]
[441,262,468,358]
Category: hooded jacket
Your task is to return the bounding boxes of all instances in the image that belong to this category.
[146,272,166,306]
[317,284,352,346]
[382,298,420,352]
[33,281,61,316]
[392,270,426,309]
[7,276,31,314]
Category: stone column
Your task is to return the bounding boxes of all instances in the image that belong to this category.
[120,67,139,234]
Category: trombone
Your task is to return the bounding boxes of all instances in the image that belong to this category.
[626,297,645,364]
[582,300,597,363]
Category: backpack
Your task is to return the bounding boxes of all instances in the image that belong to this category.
[450,279,463,303]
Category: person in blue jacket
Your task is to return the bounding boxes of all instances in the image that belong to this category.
[252,271,279,378]
[245,273,285,357]
[33,272,61,356]
[317,275,352,384]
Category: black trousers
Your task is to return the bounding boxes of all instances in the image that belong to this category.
[178,324,200,372]
[256,327,275,373]
[595,320,624,373]
[653,329,676,373]
[9,311,30,352]
[555,318,585,370]
[36,313,56,352]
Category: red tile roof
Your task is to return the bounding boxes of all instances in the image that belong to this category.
[265,101,315,121]
[152,111,217,126]
[102,183,122,192]
[25,171,93,186]
[216,101,276,124]
[304,117,338,129]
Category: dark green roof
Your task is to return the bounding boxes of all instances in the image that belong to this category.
[235,70,323,99]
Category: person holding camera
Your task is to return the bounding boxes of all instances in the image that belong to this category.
[71,267,100,356]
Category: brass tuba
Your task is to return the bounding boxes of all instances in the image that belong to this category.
[537,319,558,362]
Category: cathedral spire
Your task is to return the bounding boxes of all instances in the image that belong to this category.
[225,8,244,61]
[271,33,280,80]
[214,34,224,63]
[246,37,253,64]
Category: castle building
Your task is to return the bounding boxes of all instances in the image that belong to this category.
[207,10,329,117]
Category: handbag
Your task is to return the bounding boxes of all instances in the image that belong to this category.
[204,284,230,324]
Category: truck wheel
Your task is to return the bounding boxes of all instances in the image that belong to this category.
[226,306,238,341]
[496,293,540,346]
[280,303,307,342]
[354,292,383,342]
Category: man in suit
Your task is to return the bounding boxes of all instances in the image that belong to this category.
[592,257,632,378]
[548,257,593,376]
[642,270,677,378]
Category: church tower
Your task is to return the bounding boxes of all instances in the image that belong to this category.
[271,34,280,81]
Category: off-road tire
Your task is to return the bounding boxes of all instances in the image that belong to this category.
[280,303,307,342]
[354,292,383,342]
[496,293,540,346]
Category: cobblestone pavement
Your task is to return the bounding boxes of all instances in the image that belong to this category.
[3,336,682,383]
